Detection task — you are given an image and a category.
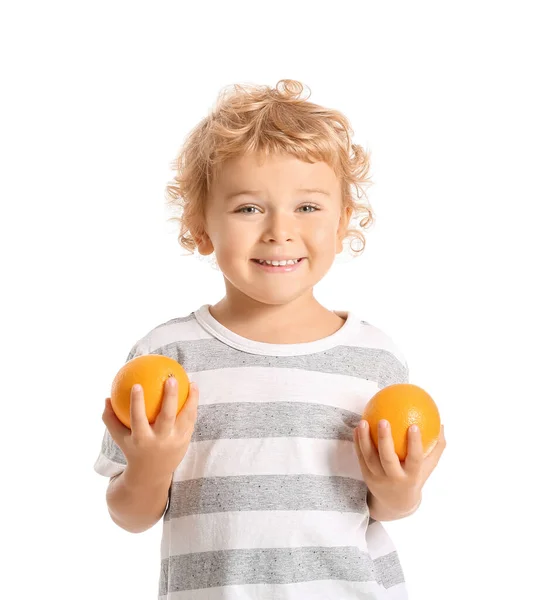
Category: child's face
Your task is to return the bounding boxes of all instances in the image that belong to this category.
[198,151,348,307]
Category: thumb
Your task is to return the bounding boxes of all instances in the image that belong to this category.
[176,382,199,432]
[102,398,130,441]
[423,425,447,479]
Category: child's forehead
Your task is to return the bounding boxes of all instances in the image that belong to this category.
[211,152,340,191]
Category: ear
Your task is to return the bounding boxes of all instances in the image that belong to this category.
[336,205,353,253]
[193,228,214,256]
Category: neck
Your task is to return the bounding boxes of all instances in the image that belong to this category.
[209,289,345,344]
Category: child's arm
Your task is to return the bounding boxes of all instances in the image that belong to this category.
[368,493,422,522]
[101,379,199,533]
[106,466,173,533]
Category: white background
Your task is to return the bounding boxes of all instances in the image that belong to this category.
[1,1,555,599]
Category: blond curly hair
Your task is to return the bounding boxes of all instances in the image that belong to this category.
[165,79,374,256]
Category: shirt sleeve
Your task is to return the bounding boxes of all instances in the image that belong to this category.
[93,342,145,478]
[93,427,127,478]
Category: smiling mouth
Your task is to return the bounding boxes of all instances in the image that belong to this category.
[252,258,303,266]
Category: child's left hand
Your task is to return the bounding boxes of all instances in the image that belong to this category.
[353,419,446,519]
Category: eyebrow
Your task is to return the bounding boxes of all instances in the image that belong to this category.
[225,188,331,201]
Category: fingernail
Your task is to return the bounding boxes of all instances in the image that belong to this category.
[190,382,198,391]
[132,384,141,393]
[410,425,419,433]
[167,377,176,389]
[379,420,389,429]
[358,420,367,430]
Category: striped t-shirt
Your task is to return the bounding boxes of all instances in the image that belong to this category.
[94,304,410,600]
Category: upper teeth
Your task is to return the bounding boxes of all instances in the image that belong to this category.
[257,259,299,266]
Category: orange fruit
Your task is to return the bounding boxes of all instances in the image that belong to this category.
[110,354,190,429]
[362,383,441,461]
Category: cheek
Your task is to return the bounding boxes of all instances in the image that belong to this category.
[213,224,254,260]
[307,219,340,247]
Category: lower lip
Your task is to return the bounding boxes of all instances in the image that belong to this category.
[251,258,305,273]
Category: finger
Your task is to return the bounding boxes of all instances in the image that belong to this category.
[153,377,179,436]
[422,425,447,480]
[129,384,151,436]
[355,420,384,477]
[403,424,424,478]
[377,420,404,478]
[353,426,370,479]
[102,398,130,443]
[428,424,447,463]
[175,381,199,439]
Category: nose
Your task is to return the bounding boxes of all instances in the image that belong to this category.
[261,209,295,244]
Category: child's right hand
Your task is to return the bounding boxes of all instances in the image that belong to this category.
[102,377,199,483]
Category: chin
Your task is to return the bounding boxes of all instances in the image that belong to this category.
[249,293,300,306]
[242,287,309,307]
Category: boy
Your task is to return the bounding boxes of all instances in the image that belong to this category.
[95,79,446,599]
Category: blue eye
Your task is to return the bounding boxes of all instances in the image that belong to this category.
[236,206,260,214]
[298,204,319,213]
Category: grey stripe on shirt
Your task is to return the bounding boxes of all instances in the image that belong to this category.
[159,546,404,593]
[153,339,408,388]
[193,401,361,442]
[165,474,368,520]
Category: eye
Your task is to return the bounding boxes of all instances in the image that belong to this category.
[235,205,260,214]
[298,204,320,213]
